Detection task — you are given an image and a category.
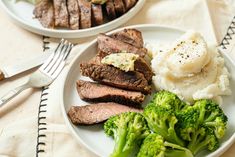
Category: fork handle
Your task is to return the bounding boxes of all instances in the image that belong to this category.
[0,84,30,107]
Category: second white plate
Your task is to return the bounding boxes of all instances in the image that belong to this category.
[0,0,145,38]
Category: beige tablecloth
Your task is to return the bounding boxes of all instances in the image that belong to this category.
[0,0,235,157]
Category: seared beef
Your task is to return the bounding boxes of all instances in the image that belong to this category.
[110,29,144,48]
[68,102,142,125]
[134,58,153,83]
[91,4,103,26]
[78,0,92,29]
[33,0,55,28]
[76,80,145,105]
[80,62,151,94]
[67,0,80,29]
[123,0,137,10]
[97,34,147,57]
[113,0,126,16]
[105,0,116,20]
[53,0,69,27]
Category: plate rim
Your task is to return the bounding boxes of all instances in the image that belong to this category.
[0,0,146,38]
[60,24,235,157]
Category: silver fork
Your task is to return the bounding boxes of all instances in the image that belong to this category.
[0,39,73,107]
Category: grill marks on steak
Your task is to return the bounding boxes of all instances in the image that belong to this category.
[33,0,55,28]
[68,103,143,125]
[80,63,151,94]
[53,0,69,27]
[91,4,104,26]
[77,80,145,105]
[67,0,80,29]
[111,29,144,48]
[97,34,147,57]
[78,0,92,29]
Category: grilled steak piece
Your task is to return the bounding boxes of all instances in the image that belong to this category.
[80,63,151,94]
[110,29,144,48]
[123,0,137,10]
[113,0,126,16]
[33,0,55,28]
[78,0,92,29]
[68,102,142,125]
[97,34,147,57]
[134,58,153,83]
[76,80,145,105]
[106,0,116,20]
[91,4,103,26]
[53,0,69,27]
[67,0,80,29]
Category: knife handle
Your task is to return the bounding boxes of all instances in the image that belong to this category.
[0,70,5,81]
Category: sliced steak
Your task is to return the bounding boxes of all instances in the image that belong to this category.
[78,0,92,29]
[53,0,69,27]
[134,57,153,83]
[123,0,137,10]
[76,80,145,105]
[67,0,80,29]
[33,0,55,28]
[80,62,151,94]
[68,102,142,125]
[110,29,144,48]
[91,4,103,26]
[113,0,126,16]
[97,34,147,57]
[106,0,116,20]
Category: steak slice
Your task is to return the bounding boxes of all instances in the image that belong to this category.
[113,0,126,16]
[123,0,137,10]
[80,62,151,94]
[106,0,116,20]
[67,0,80,29]
[33,0,55,28]
[76,80,145,105]
[68,102,142,125]
[53,0,69,27]
[110,29,144,48]
[78,0,92,29]
[91,4,103,26]
[135,57,153,83]
[97,34,147,57]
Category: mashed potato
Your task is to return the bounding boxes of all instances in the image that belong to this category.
[151,31,231,103]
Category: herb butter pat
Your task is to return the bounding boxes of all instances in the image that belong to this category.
[101,53,139,72]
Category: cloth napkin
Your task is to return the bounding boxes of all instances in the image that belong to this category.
[0,0,235,157]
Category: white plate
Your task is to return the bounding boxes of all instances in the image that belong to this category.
[61,25,235,157]
[0,0,145,38]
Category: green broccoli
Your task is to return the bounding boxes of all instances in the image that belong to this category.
[150,91,187,112]
[143,104,185,147]
[176,99,227,155]
[104,112,150,157]
[137,133,193,157]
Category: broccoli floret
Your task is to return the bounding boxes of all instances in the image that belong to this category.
[104,112,150,157]
[177,99,226,155]
[137,133,193,157]
[194,99,228,139]
[151,91,187,112]
[143,104,185,147]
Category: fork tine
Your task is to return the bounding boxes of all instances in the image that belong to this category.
[43,40,67,72]
[50,44,73,78]
[48,43,70,75]
[39,39,65,70]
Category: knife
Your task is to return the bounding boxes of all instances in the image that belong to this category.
[0,52,52,81]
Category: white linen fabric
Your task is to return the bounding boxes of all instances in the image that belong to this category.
[0,0,235,157]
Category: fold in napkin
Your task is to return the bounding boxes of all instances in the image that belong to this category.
[0,0,235,157]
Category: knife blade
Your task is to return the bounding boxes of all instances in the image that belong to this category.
[0,52,52,81]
